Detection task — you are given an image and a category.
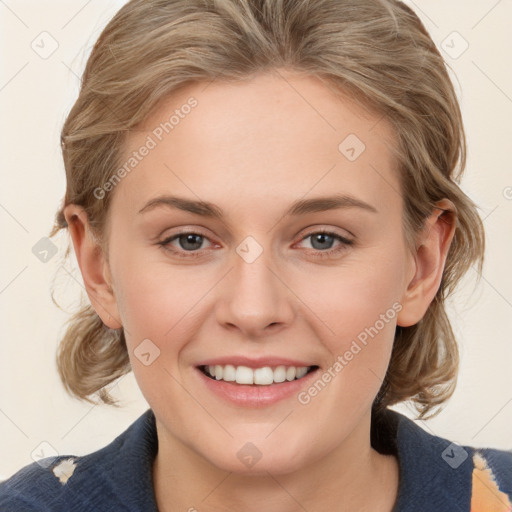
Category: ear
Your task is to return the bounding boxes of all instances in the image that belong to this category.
[397,199,457,327]
[63,204,122,329]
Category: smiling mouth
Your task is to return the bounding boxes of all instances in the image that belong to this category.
[198,364,319,386]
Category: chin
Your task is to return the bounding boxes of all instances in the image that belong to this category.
[211,453,307,476]
[202,435,314,476]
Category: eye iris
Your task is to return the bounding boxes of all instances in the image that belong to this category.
[179,234,203,251]
[311,233,334,250]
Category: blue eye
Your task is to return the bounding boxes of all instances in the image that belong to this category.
[297,231,354,257]
[173,233,205,251]
[157,229,353,259]
[307,232,338,250]
[158,231,212,258]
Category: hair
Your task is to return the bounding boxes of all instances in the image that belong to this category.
[49,0,485,419]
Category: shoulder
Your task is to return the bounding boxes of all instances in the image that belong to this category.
[0,409,159,512]
[0,456,81,511]
[376,408,512,511]
[470,447,512,511]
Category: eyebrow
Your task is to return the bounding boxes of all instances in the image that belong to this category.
[138,193,378,218]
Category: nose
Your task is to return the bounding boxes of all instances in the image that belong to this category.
[215,243,295,338]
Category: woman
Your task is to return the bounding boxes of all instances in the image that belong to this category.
[1,0,510,510]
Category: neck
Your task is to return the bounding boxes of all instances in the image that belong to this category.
[152,409,399,512]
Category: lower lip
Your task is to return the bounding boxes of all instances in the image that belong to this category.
[195,367,320,408]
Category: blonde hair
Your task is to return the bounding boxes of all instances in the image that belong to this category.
[49,0,484,418]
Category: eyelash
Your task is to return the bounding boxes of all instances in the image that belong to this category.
[157,229,354,260]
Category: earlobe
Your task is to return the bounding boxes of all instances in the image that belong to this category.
[63,204,122,330]
[397,199,457,327]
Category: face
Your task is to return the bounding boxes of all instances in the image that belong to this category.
[102,70,415,474]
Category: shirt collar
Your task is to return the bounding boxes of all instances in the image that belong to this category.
[111,407,474,511]
[372,407,474,511]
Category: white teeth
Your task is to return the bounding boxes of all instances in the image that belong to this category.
[236,366,253,384]
[254,367,274,385]
[296,367,308,379]
[204,364,313,385]
[273,365,286,383]
[286,367,296,381]
[222,364,236,382]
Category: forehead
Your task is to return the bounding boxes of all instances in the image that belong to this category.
[112,70,401,220]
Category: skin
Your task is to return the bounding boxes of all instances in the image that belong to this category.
[64,69,455,511]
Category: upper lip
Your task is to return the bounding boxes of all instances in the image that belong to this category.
[196,356,318,369]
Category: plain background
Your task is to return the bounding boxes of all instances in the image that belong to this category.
[1,0,511,480]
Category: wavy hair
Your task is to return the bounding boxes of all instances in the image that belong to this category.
[49,0,485,418]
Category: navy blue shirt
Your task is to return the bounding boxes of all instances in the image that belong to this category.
[0,408,511,511]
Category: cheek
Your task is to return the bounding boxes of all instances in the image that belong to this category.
[110,259,206,409]
[111,249,216,357]
[105,233,205,411]
[294,251,404,397]
[291,267,401,434]
[301,254,403,343]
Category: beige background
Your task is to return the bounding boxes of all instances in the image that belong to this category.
[1,0,511,480]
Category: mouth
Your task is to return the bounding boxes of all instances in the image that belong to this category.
[198,364,320,386]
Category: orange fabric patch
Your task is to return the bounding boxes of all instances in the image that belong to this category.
[471,452,512,512]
